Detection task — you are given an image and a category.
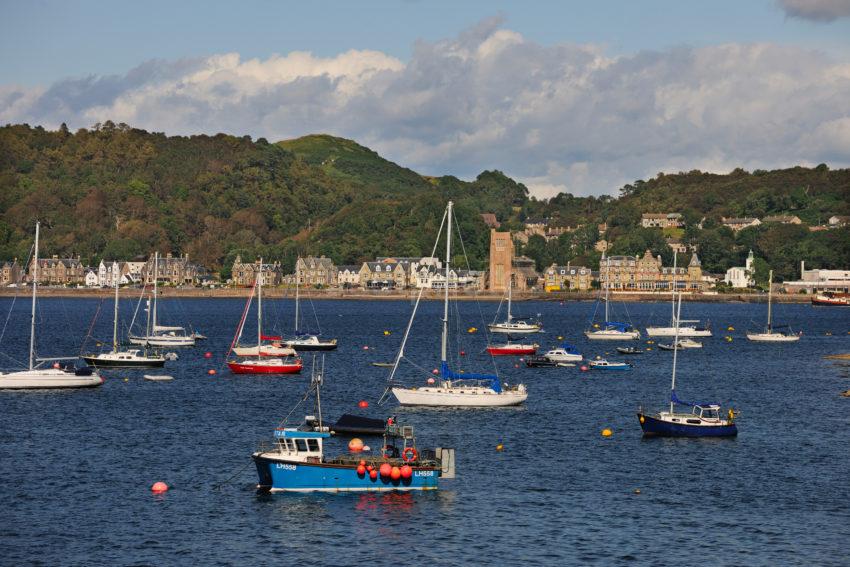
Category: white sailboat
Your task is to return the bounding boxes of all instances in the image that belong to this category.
[746,270,801,343]
[82,276,165,368]
[283,269,338,351]
[487,278,541,335]
[129,251,195,347]
[388,201,527,407]
[0,222,103,389]
[585,257,640,340]
[646,251,712,337]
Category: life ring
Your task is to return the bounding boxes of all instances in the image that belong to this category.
[401,447,418,462]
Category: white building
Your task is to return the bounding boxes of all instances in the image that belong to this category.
[724,250,755,288]
[783,262,850,294]
[84,268,99,287]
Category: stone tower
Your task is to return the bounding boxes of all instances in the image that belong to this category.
[489,229,514,292]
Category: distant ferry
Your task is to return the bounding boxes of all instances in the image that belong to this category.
[812,292,849,306]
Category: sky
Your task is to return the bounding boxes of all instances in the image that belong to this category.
[2,0,850,198]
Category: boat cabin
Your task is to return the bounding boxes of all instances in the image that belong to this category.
[692,404,722,422]
[273,426,329,463]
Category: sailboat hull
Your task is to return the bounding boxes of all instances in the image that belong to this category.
[392,386,527,407]
[487,324,540,335]
[584,330,641,340]
[638,413,738,437]
[81,355,165,368]
[0,368,103,389]
[746,332,800,342]
[283,339,338,351]
[646,327,712,337]
[227,360,303,374]
[253,454,440,492]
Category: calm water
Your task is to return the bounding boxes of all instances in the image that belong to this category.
[1,295,849,566]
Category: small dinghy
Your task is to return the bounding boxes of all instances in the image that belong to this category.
[524,355,558,368]
[616,347,643,355]
[371,362,395,368]
[144,374,174,381]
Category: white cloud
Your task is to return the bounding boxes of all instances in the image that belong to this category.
[2,22,850,198]
[778,0,850,22]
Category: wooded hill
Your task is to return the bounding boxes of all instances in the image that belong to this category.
[1,122,847,281]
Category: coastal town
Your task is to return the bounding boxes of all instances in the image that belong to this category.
[2,212,847,297]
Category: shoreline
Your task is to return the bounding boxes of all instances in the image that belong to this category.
[0,287,814,303]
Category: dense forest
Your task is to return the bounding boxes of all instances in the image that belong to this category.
[0,122,848,281]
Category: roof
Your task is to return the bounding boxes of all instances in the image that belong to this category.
[480,213,500,228]
[763,215,799,222]
[299,256,335,270]
[723,217,759,224]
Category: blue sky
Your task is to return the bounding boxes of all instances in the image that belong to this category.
[2,0,850,196]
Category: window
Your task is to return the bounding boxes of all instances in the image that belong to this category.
[295,439,309,452]
[306,439,319,452]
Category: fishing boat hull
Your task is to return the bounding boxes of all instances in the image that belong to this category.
[392,385,527,407]
[584,330,641,340]
[253,454,439,492]
[486,344,537,355]
[589,362,632,371]
[0,368,103,389]
[638,413,738,437]
[745,332,800,342]
[227,359,303,374]
[812,294,850,306]
[646,326,712,337]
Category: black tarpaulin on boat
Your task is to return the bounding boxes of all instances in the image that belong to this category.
[332,414,386,436]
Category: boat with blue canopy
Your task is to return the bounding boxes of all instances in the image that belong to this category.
[585,257,640,340]
[638,292,737,437]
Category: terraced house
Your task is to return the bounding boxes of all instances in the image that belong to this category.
[142,253,206,285]
[1,259,22,286]
[231,255,283,287]
[28,255,84,285]
[600,250,706,292]
[296,256,337,287]
[544,264,594,292]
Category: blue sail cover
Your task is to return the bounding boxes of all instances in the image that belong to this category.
[560,342,579,353]
[604,321,631,331]
[440,361,501,393]
[671,389,716,408]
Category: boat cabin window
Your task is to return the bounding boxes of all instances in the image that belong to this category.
[295,439,309,452]
[306,439,320,452]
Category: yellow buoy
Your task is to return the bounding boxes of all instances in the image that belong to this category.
[646,347,652,351]
[725,336,733,342]
[727,326,735,331]
[467,327,477,334]
[123,378,129,382]
[383,330,391,336]
[601,428,613,437]
[557,336,563,341]
[634,488,641,495]
[593,323,600,329]
[639,415,645,424]
[496,443,504,452]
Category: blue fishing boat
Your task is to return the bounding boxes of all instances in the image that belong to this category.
[638,293,737,437]
[588,357,632,371]
[252,361,455,492]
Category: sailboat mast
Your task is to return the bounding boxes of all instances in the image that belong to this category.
[604,256,610,322]
[258,258,263,360]
[29,221,39,370]
[113,270,119,351]
[295,260,300,333]
[766,269,773,333]
[441,201,453,364]
[507,276,513,322]
[671,251,678,324]
[152,251,158,331]
[670,290,683,414]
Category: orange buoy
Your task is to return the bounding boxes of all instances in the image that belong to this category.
[390,466,401,481]
[151,481,168,493]
[369,469,378,480]
[358,400,369,409]
[400,465,412,479]
[204,352,212,359]
[366,465,374,472]
[356,465,366,475]
[379,463,392,477]
[207,369,216,375]
[348,438,364,452]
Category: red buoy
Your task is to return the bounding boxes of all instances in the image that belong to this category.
[427,377,436,385]
[432,368,439,375]
[204,352,212,359]
[356,465,366,475]
[151,481,168,493]
[460,350,466,356]
[400,465,412,479]
[358,400,369,409]
[369,469,378,480]
[207,369,217,375]
[359,459,366,467]
[390,466,401,481]
[379,463,392,477]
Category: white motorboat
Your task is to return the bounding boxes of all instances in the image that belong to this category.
[585,257,640,341]
[543,343,583,363]
[0,222,103,390]
[488,278,541,335]
[83,277,166,368]
[746,270,801,343]
[658,338,703,351]
[128,252,196,347]
[387,201,528,407]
